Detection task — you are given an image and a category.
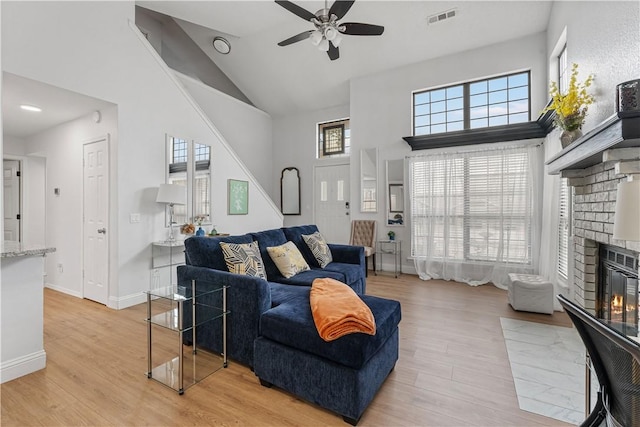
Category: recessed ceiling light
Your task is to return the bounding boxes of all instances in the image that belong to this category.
[20,104,42,112]
[213,36,231,54]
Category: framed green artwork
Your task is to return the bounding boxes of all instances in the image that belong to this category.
[228,179,248,215]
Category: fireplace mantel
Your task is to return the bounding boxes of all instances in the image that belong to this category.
[545,111,640,175]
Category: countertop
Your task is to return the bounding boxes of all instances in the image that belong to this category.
[1,241,56,258]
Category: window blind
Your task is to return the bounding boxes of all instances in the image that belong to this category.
[558,177,570,280]
[410,146,533,266]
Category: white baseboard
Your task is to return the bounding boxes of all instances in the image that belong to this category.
[109,292,146,310]
[45,283,145,310]
[0,350,46,384]
[45,283,82,298]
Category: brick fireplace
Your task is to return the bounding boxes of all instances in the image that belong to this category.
[546,111,640,316]
[568,162,640,315]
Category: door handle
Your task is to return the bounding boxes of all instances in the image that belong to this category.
[97,228,107,234]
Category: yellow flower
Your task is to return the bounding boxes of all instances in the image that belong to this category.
[543,63,594,131]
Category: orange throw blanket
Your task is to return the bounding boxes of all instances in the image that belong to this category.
[310,278,376,342]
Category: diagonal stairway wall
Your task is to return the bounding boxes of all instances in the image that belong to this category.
[2,1,282,308]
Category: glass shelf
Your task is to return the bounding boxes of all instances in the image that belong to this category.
[148,305,228,332]
[377,240,402,278]
[146,279,228,394]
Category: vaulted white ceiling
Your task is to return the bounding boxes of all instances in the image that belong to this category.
[1,1,554,139]
[137,1,553,117]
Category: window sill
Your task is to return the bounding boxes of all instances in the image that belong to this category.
[403,110,554,151]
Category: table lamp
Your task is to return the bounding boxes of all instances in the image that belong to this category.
[156,183,186,242]
[613,177,640,241]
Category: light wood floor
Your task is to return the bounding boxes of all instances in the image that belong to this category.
[1,274,575,426]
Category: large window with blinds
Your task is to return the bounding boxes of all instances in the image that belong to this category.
[556,45,570,281]
[410,147,533,265]
[558,178,571,280]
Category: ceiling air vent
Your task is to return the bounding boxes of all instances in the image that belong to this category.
[427,8,457,25]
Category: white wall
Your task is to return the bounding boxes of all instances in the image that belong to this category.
[23,156,46,247]
[18,108,117,297]
[272,104,350,228]
[540,1,640,299]
[177,72,275,199]
[274,32,548,273]
[546,1,639,129]
[3,135,47,247]
[3,135,25,156]
[350,31,548,259]
[2,1,282,308]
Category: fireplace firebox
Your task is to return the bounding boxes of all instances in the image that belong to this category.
[597,245,640,330]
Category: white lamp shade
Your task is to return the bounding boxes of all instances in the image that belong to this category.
[318,38,330,52]
[156,183,186,205]
[325,26,338,41]
[613,179,640,241]
[332,33,343,47]
[309,30,322,46]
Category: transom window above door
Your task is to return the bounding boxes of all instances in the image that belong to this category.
[317,118,350,159]
[413,71,530,136]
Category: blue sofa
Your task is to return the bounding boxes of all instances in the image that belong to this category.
[177,225,401,424]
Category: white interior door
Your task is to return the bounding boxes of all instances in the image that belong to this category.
[314,164,350,244]
[3,160,21,241]
[83,137,109,305]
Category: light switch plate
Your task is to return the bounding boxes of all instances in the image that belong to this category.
[130,213,141,223]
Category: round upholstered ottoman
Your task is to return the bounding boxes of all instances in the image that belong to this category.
[507,273,554,314]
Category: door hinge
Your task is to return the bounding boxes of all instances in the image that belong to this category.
[16,214,21,220]
[16,171,21,177]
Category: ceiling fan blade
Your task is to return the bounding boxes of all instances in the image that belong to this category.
[274,1,316,22]
[278,30,314,46]
[329,0,355,20]
[341,22,385,36]
[327,41,340,60]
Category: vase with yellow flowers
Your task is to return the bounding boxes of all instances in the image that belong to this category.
[544,63,594,148]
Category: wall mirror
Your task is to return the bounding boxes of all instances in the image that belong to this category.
[166,135,212,227]
[281,167,300,215]
[386,159,404,226]
[360,148,378,212]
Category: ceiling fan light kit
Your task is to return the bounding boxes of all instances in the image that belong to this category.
[275,0,384,61]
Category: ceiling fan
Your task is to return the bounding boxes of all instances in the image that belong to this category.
[275,0,384,61]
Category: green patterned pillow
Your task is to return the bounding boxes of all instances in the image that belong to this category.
[302,231,333,268]
[266,241,310,278]
[220,241,266,279]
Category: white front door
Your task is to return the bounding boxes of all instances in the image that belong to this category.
[314,164,350,244]
[83,137,109,305]
[3,160,21,241]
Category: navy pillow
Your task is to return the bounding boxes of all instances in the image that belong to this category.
[184,234,253,270]
[250,228,288,280]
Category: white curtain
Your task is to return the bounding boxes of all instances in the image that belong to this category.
[409,143,543,289]
[538,136,568,311]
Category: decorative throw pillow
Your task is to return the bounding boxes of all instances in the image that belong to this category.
[220,241,266,279]
[266,241,310,278]
[302,231,333,268]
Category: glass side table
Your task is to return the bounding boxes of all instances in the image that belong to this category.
[378,240,402,278]
[146,279,228,394]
